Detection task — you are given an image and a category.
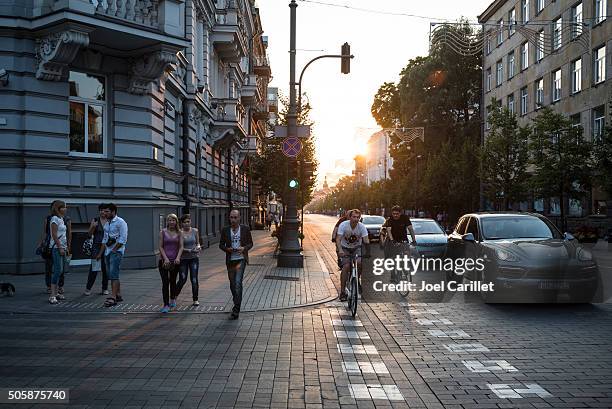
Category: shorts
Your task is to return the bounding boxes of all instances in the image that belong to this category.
[105,251,123,280]
[340,246,361,266]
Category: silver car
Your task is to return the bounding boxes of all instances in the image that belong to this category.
[361,215,385,242]
[408,218,448,258]
[447,212,600,303]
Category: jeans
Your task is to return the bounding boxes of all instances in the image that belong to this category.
[158,261,179,306]
[105,252,123,281]
[177,258,199,301]
[226,259,246,312]
[44,256,64,288]
[51,248,65,285]
[86,257,108,291]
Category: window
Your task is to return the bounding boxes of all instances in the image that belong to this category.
[465,218,480,240]
[571,113,581,129]
[485,32,492,54]
[552,69,561,101]
[521,42,529,70]
[496,60,503,86]
[522,0,530,22]
[68,71,105,155]
[507,52,515,79]
[595,0,607,24]
[520,87,528,115]
[593,106,605,139]
[552,17,562,50]
[594,45,606,84]
[507,93,515,114]
[536,0,544,13]
[535,78,544,107]
[571,2,583,38]
[486,67,492,92]
[536,30,544,61]
[497,19,504,45]
[508,9,516,36]
[571,58,582,93]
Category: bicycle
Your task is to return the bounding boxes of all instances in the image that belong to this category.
[385,240,416,298]
[343,245,369,317]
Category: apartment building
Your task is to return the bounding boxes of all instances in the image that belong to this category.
[365,130,393,185]
[0,0,272,273]
[479,0,611,217]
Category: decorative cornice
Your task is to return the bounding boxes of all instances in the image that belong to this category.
[128,50,178,95]
[36,29,89,81]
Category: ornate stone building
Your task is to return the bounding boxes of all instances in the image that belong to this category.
[0,0,272,273]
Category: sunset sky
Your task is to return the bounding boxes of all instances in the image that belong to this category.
[256,0,492,187]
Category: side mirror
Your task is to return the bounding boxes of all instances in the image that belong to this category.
[462,233,475,242]
[564,232,575,241]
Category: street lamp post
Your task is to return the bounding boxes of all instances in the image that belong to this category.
[277,0,304,268]
[415,154,422,215]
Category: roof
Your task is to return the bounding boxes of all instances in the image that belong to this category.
[478,0,507,23]
[463,212,545,218]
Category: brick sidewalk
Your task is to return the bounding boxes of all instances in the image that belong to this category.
[0,230,336,314]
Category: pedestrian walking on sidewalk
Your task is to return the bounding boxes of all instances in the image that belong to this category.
[47,200,69,304]
[38,201,72,295]
[219,209,253,320]
[99,203,128,308]
[176,214,201,306]
[158,213,183,313]
[84,204,109,296]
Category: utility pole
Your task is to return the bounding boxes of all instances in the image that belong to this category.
[277,0,304,268]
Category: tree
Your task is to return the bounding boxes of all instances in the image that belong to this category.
[592,126,612,199]
[529,107,593,230]
[480,102,530,210]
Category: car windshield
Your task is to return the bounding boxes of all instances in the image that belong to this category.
[481,216,560,240]
[361,216,385,225]
[412,220,444,235]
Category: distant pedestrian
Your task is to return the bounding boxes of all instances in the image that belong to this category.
[266,213,272,231]
[84,204,109,296]
[158,214,183,313]
[176,214,201,307]
[219,209,253,320]
[99,203,128,308]
[48,200,69,304]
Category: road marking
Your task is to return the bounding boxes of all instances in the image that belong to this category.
[428,329,470,338]
[315,249,329,273]
[334,330,370,339]
[409,309,440,315]
[337,344,378,354]
[331,319,363,327]
[348,384,404,401]
[443,343,490,352]
[342,361,389,374]
[463,360,518,373]
[416,318,453,325]
[488,383,552,399]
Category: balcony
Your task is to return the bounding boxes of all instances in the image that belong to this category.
[210,97,247,149]
[253,55,271,77]
[240,74,261,106]
[252,100,269,121]
[239,135,260,153]
[212,3,248,63]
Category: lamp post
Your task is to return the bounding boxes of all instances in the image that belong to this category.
[415,154,422,215]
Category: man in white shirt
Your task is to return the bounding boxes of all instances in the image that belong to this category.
[98,203,128,307]
[335,209,370,301]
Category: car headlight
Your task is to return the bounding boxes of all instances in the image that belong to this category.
[576,247,593,261]
[495,248,520,262]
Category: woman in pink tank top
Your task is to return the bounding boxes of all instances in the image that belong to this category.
[158,213,183,313]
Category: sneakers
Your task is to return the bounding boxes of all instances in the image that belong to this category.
[169,299,177,308]
[160,306,170,313]
[49,296,58,304]
[83,289,91,296]
[193,300,200,306]
[101,290,109,295]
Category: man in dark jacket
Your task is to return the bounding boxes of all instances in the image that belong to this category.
[219,209,254,319]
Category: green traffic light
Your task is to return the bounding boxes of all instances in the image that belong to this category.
[289,179,299,188]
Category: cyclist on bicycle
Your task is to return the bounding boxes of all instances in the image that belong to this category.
[382,206,417,282]
[336,209,369,301]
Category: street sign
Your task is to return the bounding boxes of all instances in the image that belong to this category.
[281,136,302,158]
[274,125,311,138]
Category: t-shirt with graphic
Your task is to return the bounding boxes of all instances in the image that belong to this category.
[230,226,244,261]
[337,220,368,249]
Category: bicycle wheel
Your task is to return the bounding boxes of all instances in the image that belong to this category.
[349,276,358,316]
[398,269,410,298]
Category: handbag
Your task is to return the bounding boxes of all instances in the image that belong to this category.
[82,237,93,257]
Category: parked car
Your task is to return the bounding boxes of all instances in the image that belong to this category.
[361,215,385,242]
[408,218,448,258]
[446,212,600,303]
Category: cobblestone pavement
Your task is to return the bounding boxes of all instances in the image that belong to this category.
[0,216,611,408]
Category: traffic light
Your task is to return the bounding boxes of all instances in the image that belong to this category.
[289,178,299,189]
[341,42,351,74]
[301,160,314,182]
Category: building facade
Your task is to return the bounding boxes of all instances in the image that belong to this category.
[365,130,393,185]
[0,0,272,273]
[479,0,611,218]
